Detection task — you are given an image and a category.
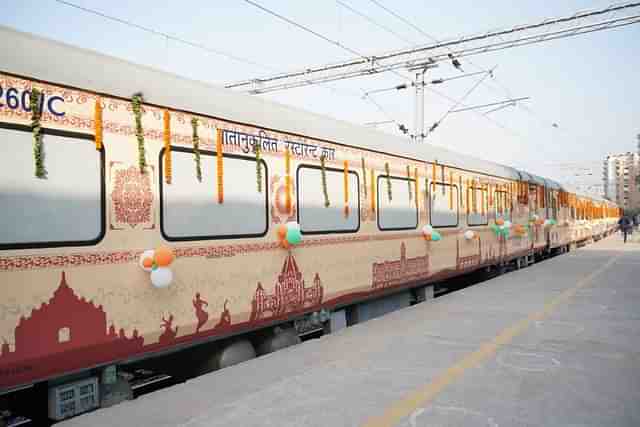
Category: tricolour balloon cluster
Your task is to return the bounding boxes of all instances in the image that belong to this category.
[421,225,442,242]
[277,221,303,249]
[139,245,175,288]
[543,219,557,227]
[491,219,512,238]
[530,214,545,226]
[513,223,528,237]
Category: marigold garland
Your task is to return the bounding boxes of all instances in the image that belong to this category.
[255,138,262,193]
[94,98,103,151]
[406,165,412,201]
[163,110,172,184]
[216,128,224,204]
[385,162,392,201]
[414,168,419,208]
[30,88,46,179]
[285,148,292,213]
[466,179,470,215]
[190,118,202,182]
[343,160,350,218]
[370,168,376,213]
[320,153,330,208]
[361,157,367,199]
[131,93,147,174]
[449,171,454,210]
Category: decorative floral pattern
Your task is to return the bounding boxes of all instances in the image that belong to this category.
[111,165,153,229]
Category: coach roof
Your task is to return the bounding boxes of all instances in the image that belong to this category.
[3,25,524,181]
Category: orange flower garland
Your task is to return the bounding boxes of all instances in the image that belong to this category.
[285,148,292,214]
[94,98,103,151]
[163,110,172,184]
[414,168,419,209]
[216,128,224,204]
[370,168,376,213]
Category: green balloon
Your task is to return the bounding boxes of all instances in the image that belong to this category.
[431,231,442,241]
[286,228,302,245]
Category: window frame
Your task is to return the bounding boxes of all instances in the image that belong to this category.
[159,145,269,241]
[0,122,106,250]
[466,186,489,226]
[429,181,460,228]
[377,174,419,231]
[296,163,360,235]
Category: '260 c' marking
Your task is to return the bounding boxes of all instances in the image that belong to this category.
[0,85,65,117]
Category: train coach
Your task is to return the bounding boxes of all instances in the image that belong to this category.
[0,26,621,422]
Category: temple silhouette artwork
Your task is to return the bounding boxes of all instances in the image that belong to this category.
[0,272,144,365]
[0,272,235,388]
[371,243,430,290]
[250,254,323,321]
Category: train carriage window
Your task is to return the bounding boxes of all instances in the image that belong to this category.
[297,165,359,233]
[0,124,105,249]
[467,187,488,226]
[430,183,459,227]
[378,175,418,230]
[160,147,268,240]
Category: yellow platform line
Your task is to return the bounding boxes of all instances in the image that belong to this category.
[362,255,619,427]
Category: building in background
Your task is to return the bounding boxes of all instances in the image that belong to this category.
[603,150,640,211]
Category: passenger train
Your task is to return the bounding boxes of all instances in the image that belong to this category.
[0,26,620,421]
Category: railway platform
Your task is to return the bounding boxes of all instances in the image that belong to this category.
[62,235,640,427]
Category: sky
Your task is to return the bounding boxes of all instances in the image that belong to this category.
[3,0,640,196]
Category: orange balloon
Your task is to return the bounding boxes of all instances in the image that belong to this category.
[142,257,154,268]
[496,218,505,226]
[154,245,174,266]
[277,224,287,241]
[281,239,290,249]
[424,234,432,242]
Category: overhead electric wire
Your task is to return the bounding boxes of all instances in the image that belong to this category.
[54,0,280,73]
[242,0,368,59]
[335,0,417,45]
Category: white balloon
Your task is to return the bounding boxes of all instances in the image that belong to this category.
[464,230,475,240]
[504,221,512,228]
[139,250,155,272]
[151,267,173,288]
[422,225,433,235]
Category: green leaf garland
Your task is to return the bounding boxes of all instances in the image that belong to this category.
[131,93,147,174]
[361,157,367,198]
[255,139,262,193]
[320,154,330,207]
[30,88,46,179]
[191,118,202,182]
[385,162,392,201]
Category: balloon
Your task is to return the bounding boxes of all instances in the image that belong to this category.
[464,230,475,240]
[281,239,290,249]
[424,234,432,241]
[139,250,155,272]
[154,245,174,267]
[150,267,173,288]
[422,225,433,236]
[286,221,301,232]
[431,231,442,242]
[496,218,505,226]
[504,220,512,228]
[277,224,287,241]
[286,228,302,245]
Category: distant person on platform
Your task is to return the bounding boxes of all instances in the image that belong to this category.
[618,215,632,243]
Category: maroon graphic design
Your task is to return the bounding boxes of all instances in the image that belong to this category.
[371,243,430,290]
[0,272,236,389]
[193,293,209,333]
[215,300,231,328]
[159,315,178,344]
[110,164,154,229]
[250,254,323,321]
[0,272,144,365]
[270,174,297,224]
